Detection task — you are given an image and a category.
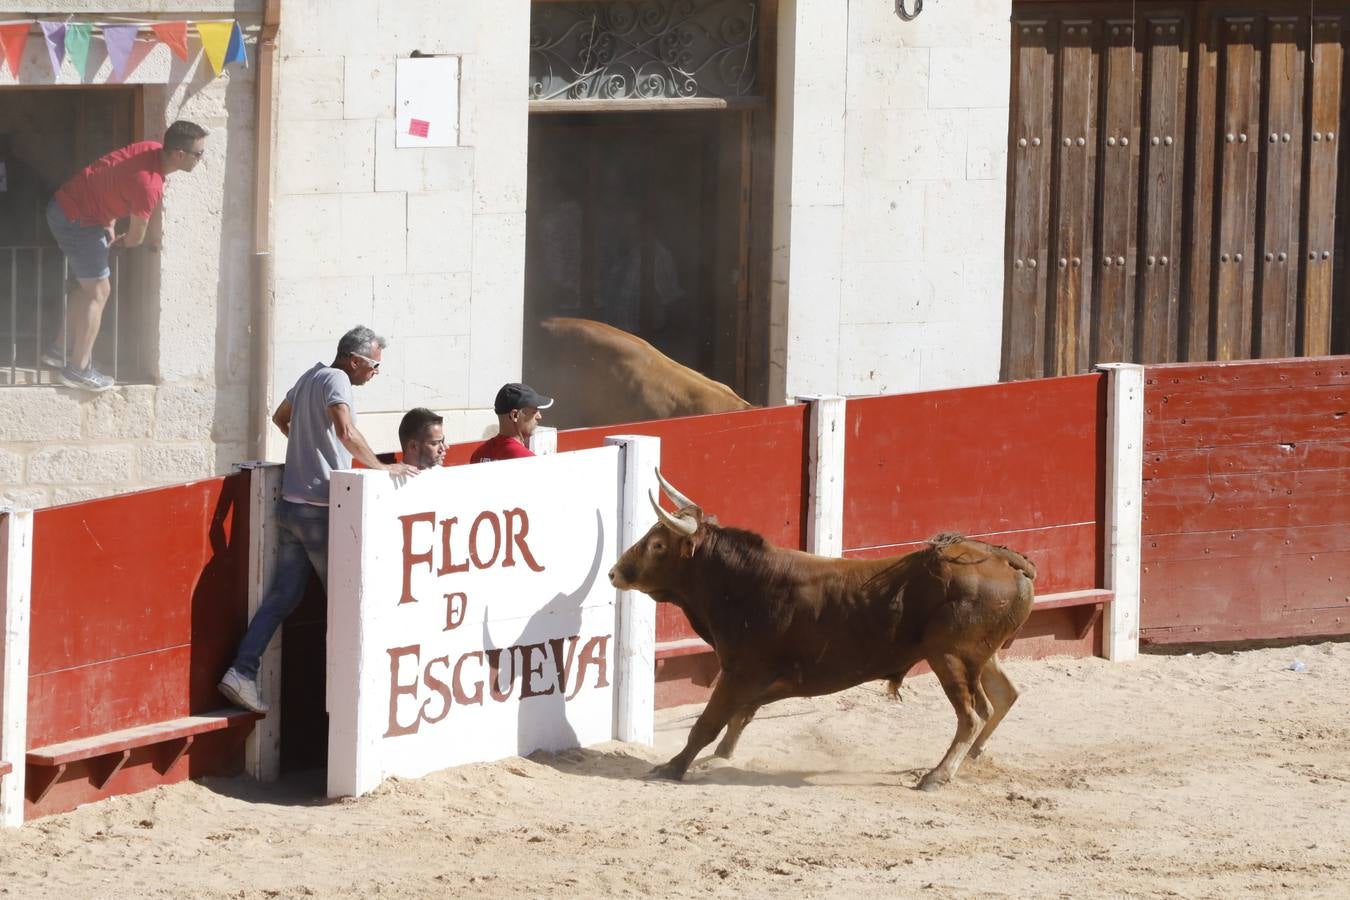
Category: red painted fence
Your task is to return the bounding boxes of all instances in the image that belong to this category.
[1140,357,1350,644]
[843,374,1110,658]
[25,474,258,818]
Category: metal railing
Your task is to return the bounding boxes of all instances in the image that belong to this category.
[0,244,124,386]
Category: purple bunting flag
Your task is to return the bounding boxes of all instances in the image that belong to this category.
[102,24,139,81]
[40,22,66,79]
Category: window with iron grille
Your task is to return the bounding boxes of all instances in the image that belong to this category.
[0,87,151,387]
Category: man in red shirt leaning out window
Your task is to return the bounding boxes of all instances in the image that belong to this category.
[470,382,554,463]
[44,119,208,392]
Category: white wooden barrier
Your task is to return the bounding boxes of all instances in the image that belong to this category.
[1098,364,1144,662]
[797,395,846,557]
[0,508,33,828]
[606,436,659,744]
[325,443,654,798]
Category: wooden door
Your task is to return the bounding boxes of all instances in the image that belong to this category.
[1004,1,1349,378]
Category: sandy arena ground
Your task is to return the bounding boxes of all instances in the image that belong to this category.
[2,641,1348,898]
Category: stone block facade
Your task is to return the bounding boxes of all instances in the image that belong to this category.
[773,0,1011,400]
[267,0,524,459]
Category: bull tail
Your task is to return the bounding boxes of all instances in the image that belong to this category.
[885,675,905,699]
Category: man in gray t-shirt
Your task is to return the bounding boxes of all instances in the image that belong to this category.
[282,362,356,502]
[218,325,419,714]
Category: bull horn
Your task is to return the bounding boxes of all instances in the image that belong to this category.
[654,468,697,511]
[649,490,697,536]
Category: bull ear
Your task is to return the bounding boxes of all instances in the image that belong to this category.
[679,529,705,559]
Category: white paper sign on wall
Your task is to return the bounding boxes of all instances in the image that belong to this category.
[395,56,460,148]
[326,447,624,798]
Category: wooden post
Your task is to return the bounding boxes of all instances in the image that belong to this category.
[1098,364,1144,661]
[239,462,283,780]
[0,508,33,827]
[604,435,660,745]
[797,395,846,557]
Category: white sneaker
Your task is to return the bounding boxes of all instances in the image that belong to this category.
[40,344,66,368]
[218,667,270,714]
[59,364,114,392]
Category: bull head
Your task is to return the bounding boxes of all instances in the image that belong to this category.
[609,470,705,592]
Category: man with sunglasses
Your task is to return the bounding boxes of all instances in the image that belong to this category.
[219,326,420,715]
[44,119,209,391]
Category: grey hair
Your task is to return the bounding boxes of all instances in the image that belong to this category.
[336,325,387,358]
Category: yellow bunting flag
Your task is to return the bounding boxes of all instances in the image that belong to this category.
[195,21,234,75]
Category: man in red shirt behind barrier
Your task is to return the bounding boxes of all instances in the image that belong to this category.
[44,120,208,392]
[470,382,553,463]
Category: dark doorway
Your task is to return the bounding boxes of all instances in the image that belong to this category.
[523,108,753,396]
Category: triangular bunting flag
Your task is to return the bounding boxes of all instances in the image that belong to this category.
[150,21,188,61]
[195,21,233,76]
[102,24,138,80]
[65,23,92,78]
[224,20,247,67]
[40,22,66,79]
[0,22,30,78]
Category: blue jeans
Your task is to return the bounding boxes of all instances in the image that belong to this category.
[231,500,330,679]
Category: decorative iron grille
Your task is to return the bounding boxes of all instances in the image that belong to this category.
[529,0,759,101]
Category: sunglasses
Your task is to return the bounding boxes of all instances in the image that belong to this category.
[351,352,381,371]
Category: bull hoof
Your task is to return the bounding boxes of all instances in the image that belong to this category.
[645,762,687,782]
[916,772,950,792]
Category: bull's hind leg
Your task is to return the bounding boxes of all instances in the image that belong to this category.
[917,653,986,791]
[967,654,1019,760]
[714,704,760,759]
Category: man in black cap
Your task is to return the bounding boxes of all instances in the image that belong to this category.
[470,382,554,463]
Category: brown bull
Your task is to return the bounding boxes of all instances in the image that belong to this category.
[528,317,753,429]
[608,472,1037,790]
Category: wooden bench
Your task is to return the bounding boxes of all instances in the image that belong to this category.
[25,707,262,803]
[654,588,1117,663]
[654,636,714,660]
[1033,588,1114,639]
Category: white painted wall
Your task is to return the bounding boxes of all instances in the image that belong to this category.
[772,0,1011,401]
[267,0,525,458]
[0,1,260,508]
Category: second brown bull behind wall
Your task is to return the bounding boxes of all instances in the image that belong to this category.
[527,316,754,429]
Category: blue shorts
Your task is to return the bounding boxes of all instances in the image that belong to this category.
[46,198,111,280]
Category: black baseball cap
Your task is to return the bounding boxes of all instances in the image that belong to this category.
[494,382,554,414]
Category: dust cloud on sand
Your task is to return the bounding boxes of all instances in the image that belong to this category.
[2,641,1348,898]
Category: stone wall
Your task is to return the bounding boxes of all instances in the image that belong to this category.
[772,0,1010,401]
[267,0,525,458]
[0,0,259,508]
